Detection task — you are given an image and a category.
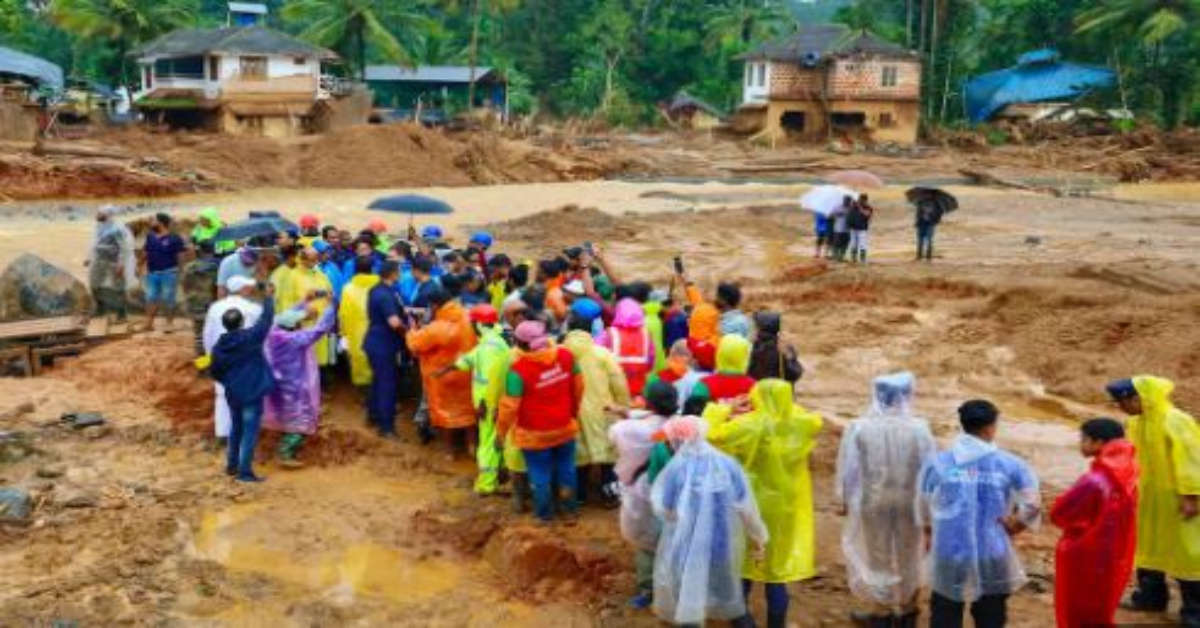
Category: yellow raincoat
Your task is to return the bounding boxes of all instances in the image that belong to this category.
[1129,376,1200,579]
[270,264,296,311]
[288,265,335,365]
[563,330,631,466]
[704,379,823,583]
[338,274,379,386]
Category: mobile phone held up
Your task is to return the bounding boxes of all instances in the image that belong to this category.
[673,256,685,275]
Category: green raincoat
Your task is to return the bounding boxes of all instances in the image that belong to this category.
[191,208,234,254]
[704,379,823,583]
[456,326,515,491]
[643,301,667,372]
[1129,376,1200,579]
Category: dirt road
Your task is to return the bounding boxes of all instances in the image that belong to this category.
[1,180,1197,625]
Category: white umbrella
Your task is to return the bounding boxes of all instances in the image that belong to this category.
[800,185,857,217]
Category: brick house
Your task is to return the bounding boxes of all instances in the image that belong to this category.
[737,24,922,144]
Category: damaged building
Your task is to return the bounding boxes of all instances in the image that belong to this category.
[735,23,922,145]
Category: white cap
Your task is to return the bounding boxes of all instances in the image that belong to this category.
[226,276,256,293]
[564,279,586,296]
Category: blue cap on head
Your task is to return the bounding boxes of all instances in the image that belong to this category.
[311,239,331,254]
[570,297,602,322]
[1106,379,1137,401]
[421,225,443,240]
[470,231,493,247]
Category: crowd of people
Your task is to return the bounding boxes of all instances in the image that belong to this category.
[84,205,1200,628]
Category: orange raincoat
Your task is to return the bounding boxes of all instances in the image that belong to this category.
[407,300,478,429]
[687,301,721,372]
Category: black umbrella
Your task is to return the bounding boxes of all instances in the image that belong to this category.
[905,187,959,214]
[214,216,299,242]
[368,194,454,215]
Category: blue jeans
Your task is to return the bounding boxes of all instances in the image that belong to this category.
[227,400,263,479]
[144,269,179,306]
[522,440,578,521]
[917,223,937,259]
[734,580,790,627]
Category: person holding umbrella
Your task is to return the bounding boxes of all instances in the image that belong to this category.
[908,187,957,262]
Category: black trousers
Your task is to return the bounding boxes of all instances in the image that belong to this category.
[1135,568,1200,626]
[929,592,1007,628]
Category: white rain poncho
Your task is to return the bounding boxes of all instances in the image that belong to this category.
[918,432,1041,602]
[652,417,769,625]
[836,372,937,609]
[202,292,262,437]
[87,205,136,294]
[610,410,669,551]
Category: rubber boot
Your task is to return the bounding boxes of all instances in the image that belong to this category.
[511,474,530,514]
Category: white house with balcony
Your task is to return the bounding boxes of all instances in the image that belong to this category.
[130,16,365,137]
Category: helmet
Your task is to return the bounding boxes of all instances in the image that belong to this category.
[469,304,499,325]
[421,225,444,240]
[470,231,494,248]
[298,214,320,229]
[367,218,388,234]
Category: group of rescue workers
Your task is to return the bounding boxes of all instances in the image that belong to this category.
[88,204,1200,628]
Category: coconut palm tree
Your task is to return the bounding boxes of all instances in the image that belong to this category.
[282,0,432,79]
[1076,0,1200,45]
[48,0,198,84]
[703,0,791,53]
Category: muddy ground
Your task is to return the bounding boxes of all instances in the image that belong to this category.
[1,180,1198,626]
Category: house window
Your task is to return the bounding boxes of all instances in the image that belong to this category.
[882,65,899,87]
[143,67,153,90]
[294,57,306,66]
[208,57,219,81]
[745,65,752,87]
[240,56,268,80]
[757,63,766,87]
[879,112,896,128]
[154,56,205,79]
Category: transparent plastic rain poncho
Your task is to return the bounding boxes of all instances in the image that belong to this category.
[652,418,768,625]
[836,372,937,608]
[87,207,136,293]
[609,410,669,551]
[918,431,1041,602]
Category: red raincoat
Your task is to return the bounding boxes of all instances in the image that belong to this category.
[1050,439,1139,628]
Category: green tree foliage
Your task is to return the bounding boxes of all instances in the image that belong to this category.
[281,0,431,78]
[47,0,199,84]
[4,0,1199,128]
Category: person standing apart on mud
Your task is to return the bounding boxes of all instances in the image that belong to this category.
[210,286,276,483]
[702,379,823,628]
[86,205,136,327]
[836,373,936,628]
[203,277,263,443]
[140,212,189,333]
[364,262,406,440]
[496,321,583,523]
[914,194,944,262]
[918,400,1041,628]
[1108,377,1200,626]
[1050,418,1138,628]
[847,194,874,264]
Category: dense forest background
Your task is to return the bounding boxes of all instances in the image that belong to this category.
[2,0,1198,128]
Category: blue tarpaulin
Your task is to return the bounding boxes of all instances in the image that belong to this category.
[0,45,63,89]
[964,49,1115,124]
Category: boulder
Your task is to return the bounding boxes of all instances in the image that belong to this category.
[0,253,91,322]
[0,487,32,522]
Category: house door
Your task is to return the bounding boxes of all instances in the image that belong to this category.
[239,56,268,81]
[780,111,806,136]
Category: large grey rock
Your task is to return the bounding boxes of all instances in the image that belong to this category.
[0,253,91,321]
[0,487,31,522]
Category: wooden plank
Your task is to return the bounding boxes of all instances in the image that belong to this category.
[0,316,85,340]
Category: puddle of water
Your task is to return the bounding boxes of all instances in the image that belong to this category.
[191,501,462,606]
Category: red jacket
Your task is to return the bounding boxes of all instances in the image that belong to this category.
[1051,439,1139,628]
